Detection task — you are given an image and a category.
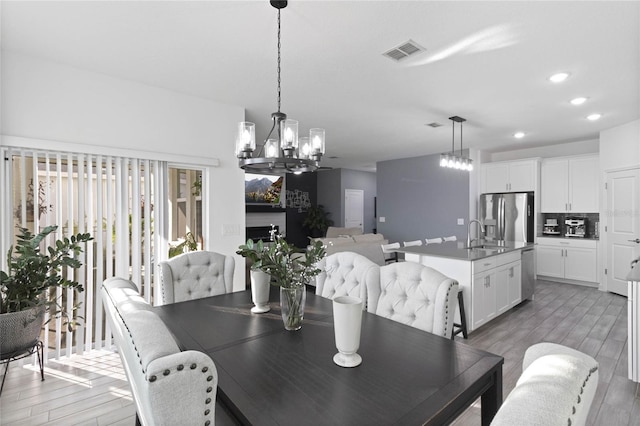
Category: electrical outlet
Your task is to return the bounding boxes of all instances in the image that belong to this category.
[379,217,386,223]
[457,218,464,225]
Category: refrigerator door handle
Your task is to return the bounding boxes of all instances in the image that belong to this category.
[501,196,506,240]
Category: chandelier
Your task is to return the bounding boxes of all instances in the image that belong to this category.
[235,0,325,174]
[440,116,473,171]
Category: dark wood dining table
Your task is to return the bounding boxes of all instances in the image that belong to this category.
[154,287,503,426]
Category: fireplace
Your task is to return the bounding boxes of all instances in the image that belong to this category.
[246,225,279,242]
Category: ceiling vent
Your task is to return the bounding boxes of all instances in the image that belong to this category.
[383,40,426,61]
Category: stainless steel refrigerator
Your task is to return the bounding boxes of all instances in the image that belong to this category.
[479,192,534,243]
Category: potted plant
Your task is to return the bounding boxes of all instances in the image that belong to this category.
[236,238,272,313]
[302,205,334,238]
[237,234,326,330]
[0,225,92,358]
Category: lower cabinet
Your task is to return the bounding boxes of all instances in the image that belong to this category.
[472,270,497,329]
[471,252,522,330]
[536,237,597,283]
[497,261,521,315]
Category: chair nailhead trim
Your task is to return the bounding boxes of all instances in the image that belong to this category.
[163,369,170,376]
[202,366,208,373]
[205,421,211,426]
[207,375,213,381]
[149,375,157,382]
[178,364,184,371]
[206,386,213,393]
[191,363,197,369]
[204,409,210,415]
[205,398,211,404]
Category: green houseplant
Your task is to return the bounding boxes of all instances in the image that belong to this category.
[0,225,92,356]
[302,205,333,238]
[237,235,326,330]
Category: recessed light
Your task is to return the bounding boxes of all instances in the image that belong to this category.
[549,72,570,83]
[570,97,588,105]
[587,113,602,121]
[513,132,526,139]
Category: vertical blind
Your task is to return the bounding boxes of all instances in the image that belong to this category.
[0,147,168,359]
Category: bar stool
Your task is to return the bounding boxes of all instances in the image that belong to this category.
[451,290,468,339]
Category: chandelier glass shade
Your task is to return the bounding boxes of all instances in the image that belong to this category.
[235,1,325,174]
[440,116,473,172]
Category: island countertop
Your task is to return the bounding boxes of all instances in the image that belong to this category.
[397,240,535,261]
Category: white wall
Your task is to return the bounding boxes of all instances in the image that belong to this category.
[599,120,640,172]
[489,139,599,162]
[598,119,640,291]
[1,52,248,290]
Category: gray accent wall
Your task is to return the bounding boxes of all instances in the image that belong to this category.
[377,153,470,244]
[317,168,377,234]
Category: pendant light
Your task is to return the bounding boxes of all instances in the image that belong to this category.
[440,116,473,171]
[235,1,325,174]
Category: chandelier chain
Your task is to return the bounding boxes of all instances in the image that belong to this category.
[277,8,281,113]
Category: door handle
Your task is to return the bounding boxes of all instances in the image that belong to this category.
[628,238,640,244]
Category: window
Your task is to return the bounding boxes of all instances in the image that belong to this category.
[1,147,202,359]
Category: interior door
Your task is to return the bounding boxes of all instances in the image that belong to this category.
[344,189,364,230]
[606,168,640,296]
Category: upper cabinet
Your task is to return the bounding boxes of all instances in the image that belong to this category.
[481,159,539,193]
[540,155,599,213]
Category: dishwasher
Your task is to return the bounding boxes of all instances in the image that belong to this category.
[521,247,535,300]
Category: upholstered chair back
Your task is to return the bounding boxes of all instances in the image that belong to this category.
[315,251,380,312]
[158,251,234,305]
[375,262,458,337]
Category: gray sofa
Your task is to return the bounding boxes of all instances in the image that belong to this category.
[101,277,219,425]
[311,229,388,265]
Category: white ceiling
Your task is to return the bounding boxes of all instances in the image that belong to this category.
[2,1,639,171]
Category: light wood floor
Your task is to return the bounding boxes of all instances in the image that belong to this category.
[1,279,638,425]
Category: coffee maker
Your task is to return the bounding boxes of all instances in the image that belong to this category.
[565,217,587,238]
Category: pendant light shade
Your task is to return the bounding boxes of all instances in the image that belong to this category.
[440,116,473,172]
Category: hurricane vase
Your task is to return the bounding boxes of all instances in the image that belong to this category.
[280,286,306,331]
[250,270,271,313]
[332,296,363,367]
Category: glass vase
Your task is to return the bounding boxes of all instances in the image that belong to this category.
[280,286,306,331]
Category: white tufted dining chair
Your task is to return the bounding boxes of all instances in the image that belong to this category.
[157,251,234,305]
[315,251,380,312]
[403,240,423,247]
[372,262,459,337]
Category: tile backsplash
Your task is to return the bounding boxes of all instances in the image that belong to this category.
[542,213,600,239]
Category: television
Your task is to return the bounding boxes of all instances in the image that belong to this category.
[244,173,284,206]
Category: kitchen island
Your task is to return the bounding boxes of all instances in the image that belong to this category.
[398,240,535,333]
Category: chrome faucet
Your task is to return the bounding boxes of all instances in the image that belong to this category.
[467,219,486,247]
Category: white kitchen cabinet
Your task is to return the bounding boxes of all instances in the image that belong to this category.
[481,159,539,193]
[541,155,599,213]
[471,251,521,329]
[536,245,565,278]
[495,266,510,316]
[472,270,497,329]
[536,237,597,283]
[564,247,598,282]
[509,262,522,306]
[496,261,521,315]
